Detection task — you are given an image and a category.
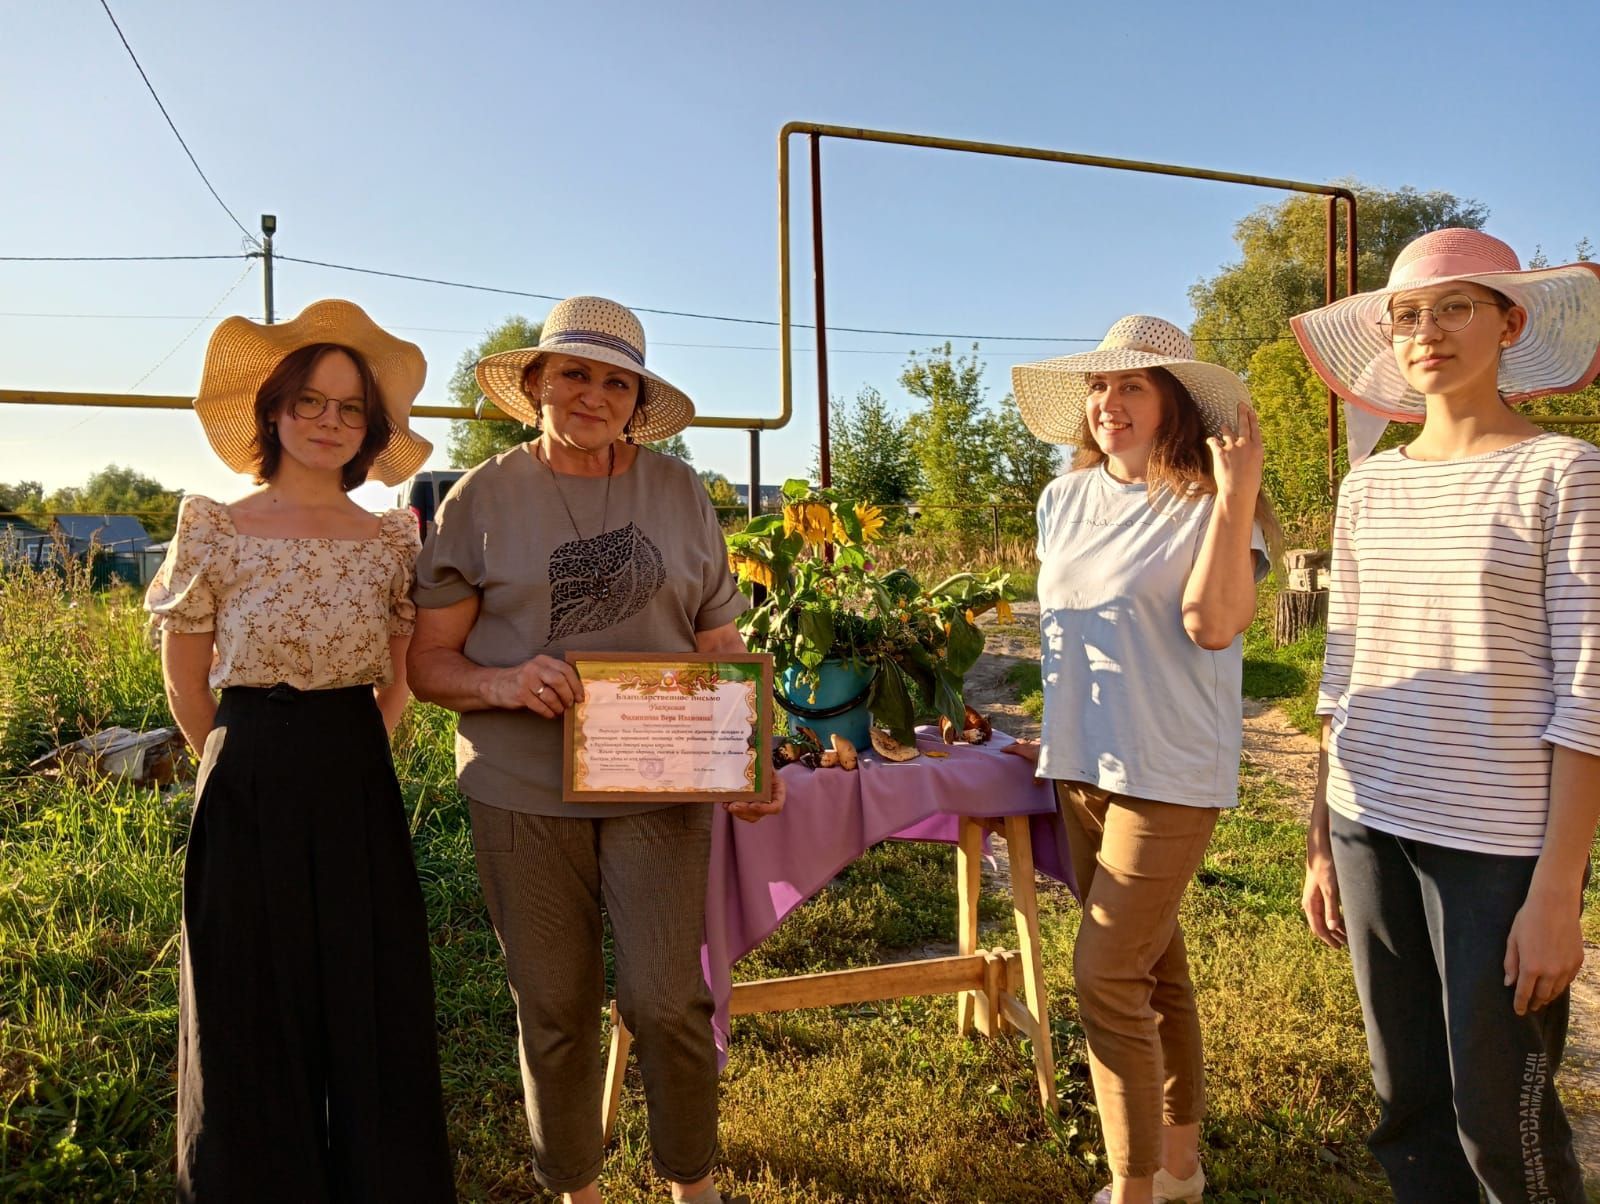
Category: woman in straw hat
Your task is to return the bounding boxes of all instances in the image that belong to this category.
[1003,315,1279,1204]
[408,295,781,1204]
[145,300,455,1200]
[1293,228,1600,1200]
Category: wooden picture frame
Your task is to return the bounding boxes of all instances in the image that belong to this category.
[561,652,774,804]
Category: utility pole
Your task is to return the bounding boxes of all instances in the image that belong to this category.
[260,214,277,324]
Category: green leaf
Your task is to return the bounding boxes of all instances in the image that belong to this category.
[739,513,785,537]
[782,478,813,500]
[928,571,977,600]
[832,503,863,545]
[882,568,921,601]
[945,612,985,676]
[932,666,966,728]
[833,544,867,570]
[795,609,836,669]
[868,659,917,746]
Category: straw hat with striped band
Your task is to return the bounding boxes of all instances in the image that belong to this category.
[1290,228,1600,424]
[193,299,432,486]
[474,295,695,443]
[1012,314,1249,443]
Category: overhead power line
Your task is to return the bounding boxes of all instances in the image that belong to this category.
[1,251,1295,344]
[0,254,241,262]
[95,0,258,247]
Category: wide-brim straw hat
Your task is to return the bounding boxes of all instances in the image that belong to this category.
[474,295,695,443]
[1290,228,1600,423]
[1012,315,1249,442]
[193,299,432,486]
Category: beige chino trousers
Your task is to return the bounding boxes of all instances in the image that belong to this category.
[469,802,719,1193]
[1057,781,1220,1179]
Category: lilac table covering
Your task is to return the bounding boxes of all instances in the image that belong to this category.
[701,728,1076,1066]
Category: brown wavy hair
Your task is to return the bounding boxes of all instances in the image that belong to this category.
[252,344,392,490]
[1071,366,1283,567]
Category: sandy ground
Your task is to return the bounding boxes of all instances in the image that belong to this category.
[961,604,1600,1185]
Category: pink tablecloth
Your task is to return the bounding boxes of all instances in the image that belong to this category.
[701,729,1074,1065]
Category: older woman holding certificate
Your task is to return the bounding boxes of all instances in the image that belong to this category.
[408,296,782,1204]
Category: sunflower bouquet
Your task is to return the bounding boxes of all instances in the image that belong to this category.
[727,480,1013,746]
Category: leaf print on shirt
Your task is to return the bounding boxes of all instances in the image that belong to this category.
[546,522,665,641]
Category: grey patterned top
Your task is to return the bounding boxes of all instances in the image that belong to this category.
[413,445,749,817]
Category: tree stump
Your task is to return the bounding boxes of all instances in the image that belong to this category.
[1274,548,1331,646]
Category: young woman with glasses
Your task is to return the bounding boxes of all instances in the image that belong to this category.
[146,301,456,1201]
[1293,228,1600,1201]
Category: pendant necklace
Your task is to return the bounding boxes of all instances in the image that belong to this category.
[538,441,617,600]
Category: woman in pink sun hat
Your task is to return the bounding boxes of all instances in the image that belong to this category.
[1293,228,1600,1200]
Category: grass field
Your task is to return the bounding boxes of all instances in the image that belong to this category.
[0,559,1400,1200]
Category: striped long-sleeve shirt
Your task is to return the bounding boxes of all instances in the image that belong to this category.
[1317,433,1600,855]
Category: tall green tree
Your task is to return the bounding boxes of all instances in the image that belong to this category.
[43,465,181,540]
[646,433,693,463]
[813,386,921,506]
[698,470,739,509]
[979,394,1060,533]
[446,317,543,468]
[0,480,43,513]
[901,344,995,536]
[446,316,695,468]
[1189,184,1491,534]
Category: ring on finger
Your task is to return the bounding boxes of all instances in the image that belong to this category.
[535,685,547,698]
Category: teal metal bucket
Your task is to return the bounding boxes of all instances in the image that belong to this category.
[778,659,875,750]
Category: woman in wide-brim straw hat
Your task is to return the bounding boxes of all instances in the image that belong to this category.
[408,295,783,1204]
[1295,228,1600,1201]
[1003,315,1280,1204]
[145,300,455,1201]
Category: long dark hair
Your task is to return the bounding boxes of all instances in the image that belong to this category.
[1072,366,1283,566]
[252,344,392,490]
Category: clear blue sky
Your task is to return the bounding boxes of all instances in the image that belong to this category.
[4,0,1597,510]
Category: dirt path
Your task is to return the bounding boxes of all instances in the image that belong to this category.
[965,606,1600,1184]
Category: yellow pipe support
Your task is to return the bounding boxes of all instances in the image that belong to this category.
[0,389,772,429]
[775,122,1360,447]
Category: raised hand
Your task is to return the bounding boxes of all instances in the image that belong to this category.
[1208,400,1265,505]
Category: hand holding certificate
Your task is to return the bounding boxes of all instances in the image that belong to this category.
[561,653,774,804]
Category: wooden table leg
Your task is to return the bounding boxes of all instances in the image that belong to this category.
[956,815,984,1035]
[1003,814,1058,1114]
[602,1000,632,1146]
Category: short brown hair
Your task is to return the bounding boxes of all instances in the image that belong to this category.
[252,344,392,490]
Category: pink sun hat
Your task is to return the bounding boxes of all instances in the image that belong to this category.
[1290,228,1600,427]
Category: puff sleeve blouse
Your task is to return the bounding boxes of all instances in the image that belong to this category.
[144,494,420,690]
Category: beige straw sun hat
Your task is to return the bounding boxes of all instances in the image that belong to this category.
[474,295,696,443]
[1290,228,1600,424]
[193,299,432,486]
[1012,315,1249,443]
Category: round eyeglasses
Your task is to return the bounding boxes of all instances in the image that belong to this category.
[1377,293,1507,343]
[291,389,368,428]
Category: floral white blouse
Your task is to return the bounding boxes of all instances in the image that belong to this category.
[144,495,419,690]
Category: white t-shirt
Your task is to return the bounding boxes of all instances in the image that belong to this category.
[1035,466,1268,808]
[1316,434,1600,856]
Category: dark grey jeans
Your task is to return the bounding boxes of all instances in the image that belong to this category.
[1330,810,1584,1203]
[469,802,718,1193]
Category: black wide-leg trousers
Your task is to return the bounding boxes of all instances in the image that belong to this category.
[177,684,454,1203]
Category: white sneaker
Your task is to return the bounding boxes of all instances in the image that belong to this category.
[1089,1164,1205,1203]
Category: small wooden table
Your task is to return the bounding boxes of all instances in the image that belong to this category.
[602,810,1058,1144]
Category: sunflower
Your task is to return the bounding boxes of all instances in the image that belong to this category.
[728,552,775,590]
[783,501,833,546]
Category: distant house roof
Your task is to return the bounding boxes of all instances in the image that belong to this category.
[48,515,153,555]
[0,514,48,564]
[731,484,787,508]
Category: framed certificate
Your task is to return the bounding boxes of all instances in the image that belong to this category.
[561,652,774,803]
